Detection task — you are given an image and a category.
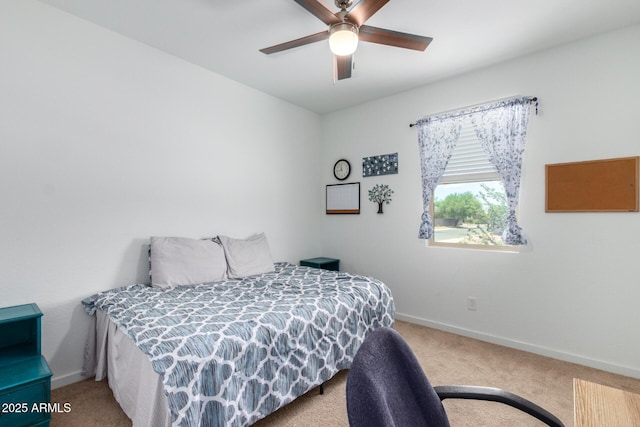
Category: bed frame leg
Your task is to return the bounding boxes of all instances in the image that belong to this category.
[319,384,324,395]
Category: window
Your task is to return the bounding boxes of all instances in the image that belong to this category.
[429,117,515,250]
[416,96,533,247]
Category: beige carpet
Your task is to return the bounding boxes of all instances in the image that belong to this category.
[51,320,640,426]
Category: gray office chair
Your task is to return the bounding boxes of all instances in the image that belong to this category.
[346,327,564,427]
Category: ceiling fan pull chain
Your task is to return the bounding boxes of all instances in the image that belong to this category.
[333,56,337,85]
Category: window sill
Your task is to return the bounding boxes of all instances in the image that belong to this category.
[426,240,521,253]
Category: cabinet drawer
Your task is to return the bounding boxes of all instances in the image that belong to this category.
[0,379,51,427]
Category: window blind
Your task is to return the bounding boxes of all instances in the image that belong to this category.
[441,118,500,184]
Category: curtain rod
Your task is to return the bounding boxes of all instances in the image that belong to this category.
[409,96,538,128]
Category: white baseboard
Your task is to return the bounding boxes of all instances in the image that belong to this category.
[51,371,92,390]
[395,312,640,380]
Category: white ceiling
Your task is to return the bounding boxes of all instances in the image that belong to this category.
[39,0,640,114]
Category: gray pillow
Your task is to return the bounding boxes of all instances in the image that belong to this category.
[218,233,275,279]
[150,236,227,288]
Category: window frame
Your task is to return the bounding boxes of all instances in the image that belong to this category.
[427,118,519,252]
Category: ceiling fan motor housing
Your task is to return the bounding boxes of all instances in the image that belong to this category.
[335,0,353,11]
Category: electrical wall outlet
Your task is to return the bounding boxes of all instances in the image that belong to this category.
[467,296,478,311]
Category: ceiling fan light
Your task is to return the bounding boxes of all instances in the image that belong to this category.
[329,22,359,56]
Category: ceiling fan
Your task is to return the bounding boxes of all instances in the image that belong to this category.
[260,0,433,81]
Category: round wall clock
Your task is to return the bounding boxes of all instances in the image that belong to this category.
[333,159,351,181]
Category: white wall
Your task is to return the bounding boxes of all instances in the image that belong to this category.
[0,1,322,387]
[320,24,640,378]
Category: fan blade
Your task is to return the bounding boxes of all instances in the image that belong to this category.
[260,31,329,54]
[335,54,353,80]
[345,0,390,26]
[359,25,432,51]
[294,0,341,25]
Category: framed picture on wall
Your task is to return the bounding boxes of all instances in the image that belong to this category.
[363,153,398,177]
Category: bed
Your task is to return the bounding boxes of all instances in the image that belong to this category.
[81,236,394,427]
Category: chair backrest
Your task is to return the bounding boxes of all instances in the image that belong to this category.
[346,327,451,427]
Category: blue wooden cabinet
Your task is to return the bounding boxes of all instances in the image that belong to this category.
[0,303,52,427]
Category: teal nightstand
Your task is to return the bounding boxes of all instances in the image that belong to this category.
[300,257,340,271]
[0,303,52,427]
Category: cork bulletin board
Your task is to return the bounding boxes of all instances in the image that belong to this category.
[545,156,639,212]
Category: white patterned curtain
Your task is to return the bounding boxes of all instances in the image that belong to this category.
[470,97,532,245]
[416,115,463,239]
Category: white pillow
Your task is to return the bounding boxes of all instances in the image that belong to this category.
[150,236,227,288]
[218,233,275,279]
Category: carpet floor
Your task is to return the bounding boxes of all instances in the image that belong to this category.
[50,320,640,426]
